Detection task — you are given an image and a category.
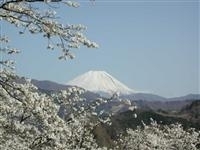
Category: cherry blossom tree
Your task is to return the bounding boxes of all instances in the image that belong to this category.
[117,120,200,150]
[0,0,110,149]
[0,35,111,149]
[0,75,107,149]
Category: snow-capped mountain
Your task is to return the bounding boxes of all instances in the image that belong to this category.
[67,71,135,95]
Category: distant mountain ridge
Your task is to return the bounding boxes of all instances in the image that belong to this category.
[31,79,71,91]
[125,93,200,102]
[168,94,200,101]
[30,78,200,112]
[31,78,200,102]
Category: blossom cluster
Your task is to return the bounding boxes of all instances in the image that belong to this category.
[0,71,103,149]
[117,120,200,150]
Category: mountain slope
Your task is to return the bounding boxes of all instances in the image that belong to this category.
[168,94,200,101]
[31,79,70,91]
[123,93,167,101]
[67,71,134,95]
[180,100,200,121]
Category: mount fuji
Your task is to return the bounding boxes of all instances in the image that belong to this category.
[67,71,136,96]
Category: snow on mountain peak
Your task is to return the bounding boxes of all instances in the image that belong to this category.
[67,70,135,95]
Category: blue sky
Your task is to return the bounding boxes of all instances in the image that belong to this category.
[1,0,199,97]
